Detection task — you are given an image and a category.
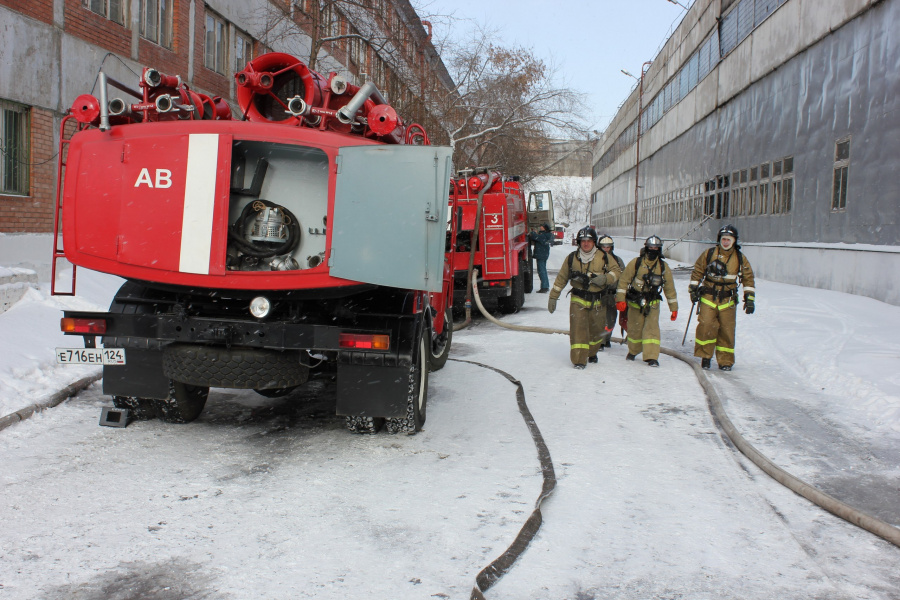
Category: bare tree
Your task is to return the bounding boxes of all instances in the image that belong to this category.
[419,22,591,181]
[541,177,591,225]
[250,1,392,71]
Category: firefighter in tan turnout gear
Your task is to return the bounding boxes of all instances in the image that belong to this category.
[615,236,678,367]
[688,225,755,371]
[548,227,622,369]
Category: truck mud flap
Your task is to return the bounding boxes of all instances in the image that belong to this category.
[335,363,409,418]
[102,348,170,400]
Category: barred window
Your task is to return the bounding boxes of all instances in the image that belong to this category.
[0,100,30,196]
[140,0,173,48]
[85,0,126,25]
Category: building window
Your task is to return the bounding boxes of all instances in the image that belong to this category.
[235,31,252,73]
[0,100,30,196]
[782,156,794,213]
[205,11,227,74]
[832,139,849,211]
[717,174,730,219]
[748,166,757,215]
[85,0,126,25]
[139,0,173,48]
[758,162,770,214]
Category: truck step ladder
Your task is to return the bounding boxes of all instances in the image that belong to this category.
[51,115,77,296]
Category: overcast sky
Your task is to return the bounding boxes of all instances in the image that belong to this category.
[419,0,693,133]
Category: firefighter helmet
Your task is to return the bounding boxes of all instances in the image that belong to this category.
[576,226,598,244]
[644,235,663,260]
[717,224,739,244]
[598,234,614,248]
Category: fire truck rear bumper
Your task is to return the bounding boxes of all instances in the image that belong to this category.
[61,310,416,419]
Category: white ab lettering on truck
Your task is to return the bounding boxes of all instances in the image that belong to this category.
[134,168,173,188]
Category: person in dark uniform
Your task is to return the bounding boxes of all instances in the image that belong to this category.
[529,223,553,293]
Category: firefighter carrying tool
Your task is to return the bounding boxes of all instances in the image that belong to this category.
[688,225,755,371]
[52,52,456,434]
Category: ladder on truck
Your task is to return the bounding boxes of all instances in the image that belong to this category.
[481,210,508,276]
[50,115,78,296]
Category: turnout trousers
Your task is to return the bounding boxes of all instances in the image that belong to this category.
[694,296,737,367]
[569,296,607,365]
[625,301,661,360]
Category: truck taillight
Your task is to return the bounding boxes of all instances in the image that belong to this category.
[338,333,390,350]
[61,318,107,334]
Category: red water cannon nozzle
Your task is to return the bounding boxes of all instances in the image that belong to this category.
[70,94,101,125]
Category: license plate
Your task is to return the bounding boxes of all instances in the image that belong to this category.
[56,348,126,365]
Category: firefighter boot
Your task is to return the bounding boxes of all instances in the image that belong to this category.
[588,355,599,363]
[645,359,659,367]
[701,358,711,370]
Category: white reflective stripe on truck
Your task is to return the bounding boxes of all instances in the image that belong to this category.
[179,134,219,275]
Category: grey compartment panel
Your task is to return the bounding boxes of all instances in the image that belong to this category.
[331,145,453,292]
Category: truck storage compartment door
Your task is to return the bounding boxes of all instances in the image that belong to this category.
[116,133,232,275]
[331,145,453,292]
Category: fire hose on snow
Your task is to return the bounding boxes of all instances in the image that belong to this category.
[464,271,900,551]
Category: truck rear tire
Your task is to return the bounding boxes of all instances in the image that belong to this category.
[157,381,209,424]
[385,334,428,434]
[111,396,159,421]
[497,268,525,314]
[524,245,534,293]
[428,303,452,371]
[345,416,385,434]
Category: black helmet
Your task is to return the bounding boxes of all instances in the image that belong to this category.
[598,234,614,248]
[576,226,598,244]
[717,224,738,244]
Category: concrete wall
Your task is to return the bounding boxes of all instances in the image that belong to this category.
[591,0,900,305]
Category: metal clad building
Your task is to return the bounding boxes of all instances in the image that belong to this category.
[591,0,900,305]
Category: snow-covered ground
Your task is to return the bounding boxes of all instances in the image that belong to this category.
[1,243,899,598]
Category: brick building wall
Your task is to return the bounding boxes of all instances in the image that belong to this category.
[0,0,52,24]
[0,108,56,232]
[64,0,132,56]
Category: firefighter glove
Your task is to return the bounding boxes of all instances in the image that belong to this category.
[670,310,678,321]
[689,284,700,304]
[616,301,627,312]
[744,293,755,314]
[548,297,557,314]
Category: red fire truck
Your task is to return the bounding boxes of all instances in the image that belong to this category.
[52,52,455,434]
[451,168,532,313]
